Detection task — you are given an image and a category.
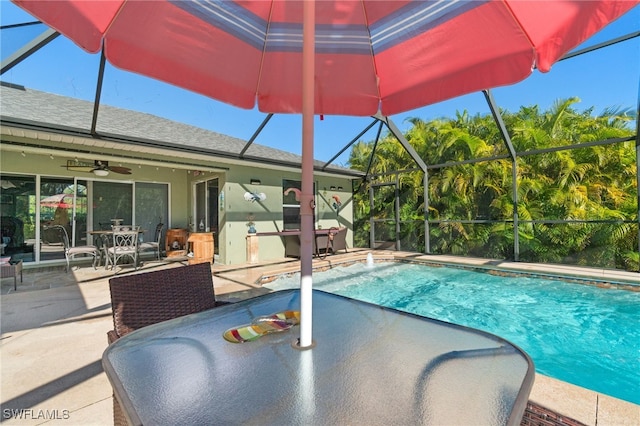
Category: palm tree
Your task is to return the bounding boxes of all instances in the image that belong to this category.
[349,98,636,270]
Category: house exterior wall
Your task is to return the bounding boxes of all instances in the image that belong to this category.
[1,145,354,267]
[0,149,187,222]
[190,164,353,265]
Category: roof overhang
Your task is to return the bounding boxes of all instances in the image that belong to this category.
[0,120,366,178]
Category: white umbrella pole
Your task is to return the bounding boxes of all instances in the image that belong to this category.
[298,0,315,349]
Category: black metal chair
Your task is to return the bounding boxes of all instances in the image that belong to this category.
[138,222,164,261]
[98,233,112,270]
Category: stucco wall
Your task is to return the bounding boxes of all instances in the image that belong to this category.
[1,148,355,266]
[217,165,353,265]
[0,150,188,224]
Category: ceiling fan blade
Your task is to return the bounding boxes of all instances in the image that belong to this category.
[63,160,132,174]
[108,166,132,175]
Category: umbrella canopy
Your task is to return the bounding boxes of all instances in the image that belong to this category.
[12,1,636,116]
[40,193,75,209]
[14,0,638,347]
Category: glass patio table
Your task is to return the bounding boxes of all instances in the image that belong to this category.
[102,289,534,425]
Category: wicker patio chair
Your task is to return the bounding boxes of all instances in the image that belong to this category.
[107,262,230,425]
[317,227,348,259]
[329,227,348,254]
[520,401,586,426]
[1,258,22,291]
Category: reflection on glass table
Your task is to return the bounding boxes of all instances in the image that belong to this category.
[103,289,534,426]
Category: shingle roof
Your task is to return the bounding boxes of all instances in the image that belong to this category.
[0,83,361,176]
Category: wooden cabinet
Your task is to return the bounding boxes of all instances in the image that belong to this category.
[187,232,214,265]
[246,234,258,264]
[165,228,188,258]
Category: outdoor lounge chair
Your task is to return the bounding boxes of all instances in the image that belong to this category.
[107,262,230,426]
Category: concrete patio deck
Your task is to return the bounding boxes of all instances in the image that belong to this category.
[1,251,638,425]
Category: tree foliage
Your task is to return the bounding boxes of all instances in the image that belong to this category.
[349,98,638,271]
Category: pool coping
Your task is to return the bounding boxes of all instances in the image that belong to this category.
[256,251,640,291]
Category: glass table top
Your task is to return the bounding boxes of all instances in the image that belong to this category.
[103,289,534,425]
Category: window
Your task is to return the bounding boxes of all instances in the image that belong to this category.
[282,179,316,230]
[283,179,301,230]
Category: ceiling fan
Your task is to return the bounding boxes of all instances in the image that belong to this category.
[64,160,132,176]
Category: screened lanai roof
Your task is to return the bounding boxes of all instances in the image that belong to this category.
[0,82,366,177]
[1,6,638,178]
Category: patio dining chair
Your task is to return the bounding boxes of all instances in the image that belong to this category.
[53,225,99,273]
[328,227,348,254]
[98,233,112,270]
[107,262,231,425]
[106,226,140,275]
[138,222,164,261]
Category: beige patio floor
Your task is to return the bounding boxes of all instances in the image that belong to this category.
[1,251,638,425]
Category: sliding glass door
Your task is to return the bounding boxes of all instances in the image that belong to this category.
[0,174,36,262]
[194,179,219,252]
[40,177,89,261]
[93,181,133,230]
[135,182,169,244]
[1,174,169,264]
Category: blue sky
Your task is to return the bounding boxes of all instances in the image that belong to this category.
[1,1,638,166]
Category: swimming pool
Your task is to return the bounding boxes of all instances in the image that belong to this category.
[265,261,640,405]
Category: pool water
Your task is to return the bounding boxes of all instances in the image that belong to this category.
[265,262,640,405]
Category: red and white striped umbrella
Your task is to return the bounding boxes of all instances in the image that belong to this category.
[40,193,74,209]
[14,0,637,347]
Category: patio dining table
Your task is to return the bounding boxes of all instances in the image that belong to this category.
[87,228,147,235]
[87,228,147,246]
[102,289,534,425]
[256,229,337,258]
